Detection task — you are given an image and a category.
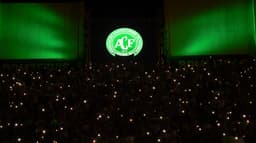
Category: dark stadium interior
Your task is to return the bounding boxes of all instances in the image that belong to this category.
[0,0,256,143]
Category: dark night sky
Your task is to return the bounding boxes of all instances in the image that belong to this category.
[85,0,163,18]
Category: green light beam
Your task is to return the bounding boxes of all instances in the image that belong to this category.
[0,3,79,60]
[164,1,254,57]
[252,0,256,47]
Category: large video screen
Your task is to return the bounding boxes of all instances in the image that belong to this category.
[90,19,159,64]
[0,3,84,60]
[164,0,255,58]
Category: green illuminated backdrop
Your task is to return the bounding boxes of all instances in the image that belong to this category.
[164,0,256,58]
[0,3,84,60]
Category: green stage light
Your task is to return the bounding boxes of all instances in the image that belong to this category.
[164,1,255,57]
[253,0,256,46]
[106,28,143,56]
[0,3,80,60]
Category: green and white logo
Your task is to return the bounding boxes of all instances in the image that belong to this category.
[106,28,143,56]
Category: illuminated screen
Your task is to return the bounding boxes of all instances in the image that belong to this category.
[0,3,84,60]
[106,28,143,56]
[164,0,256,58]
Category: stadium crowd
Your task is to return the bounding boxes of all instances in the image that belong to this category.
[0,56,255,143]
